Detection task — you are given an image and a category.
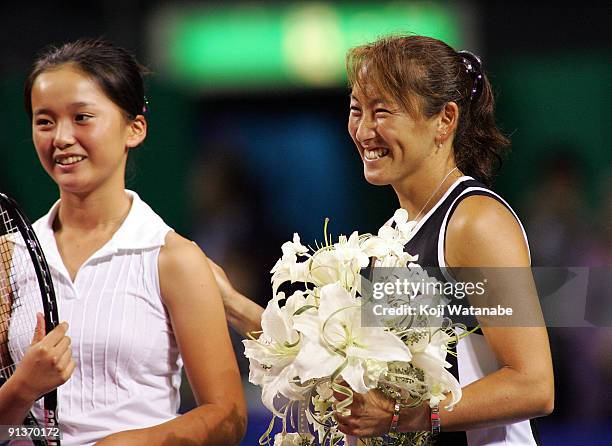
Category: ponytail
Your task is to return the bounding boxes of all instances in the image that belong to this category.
[454,51,510,186]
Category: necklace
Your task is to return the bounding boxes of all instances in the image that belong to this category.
[413,167,459,222]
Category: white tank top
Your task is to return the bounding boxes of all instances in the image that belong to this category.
[17,190,181,446]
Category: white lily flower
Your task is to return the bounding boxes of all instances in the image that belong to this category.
[353,207,421,258]
[391,208,419,241]
[410,330,462,409]
[394,207,409,222]
[260,364,309,416]
[368,231,405,257]
[312,393,333,414]
[273,432,314,446]
[363,358,389,388]
[315,380,334,400]
[244,291,309,414]
[301,231,370,294]
[362,217,418,266]
[308,249,363,294]
[305,393,332,445]
[249,214,467,443]
[422,366,462,409]
[271,256,310,295]
[333,231,370,267]
[243,292,300,369]
[271,234,311,294]
[292,283,412,394]
[282,233,310,258]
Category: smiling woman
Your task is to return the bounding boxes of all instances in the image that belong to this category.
[28,65,143,199]
[348,85,440,189]
[336,35,553,445]
[0,38,247,446]
[211,33,553,446]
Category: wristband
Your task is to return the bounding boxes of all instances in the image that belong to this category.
[430,403,440,437]
[389,400,401,435]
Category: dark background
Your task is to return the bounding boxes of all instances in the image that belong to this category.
[1,1,610,444]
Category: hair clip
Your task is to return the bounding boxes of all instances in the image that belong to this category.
[142,96,149,114]
[458,50,483,101]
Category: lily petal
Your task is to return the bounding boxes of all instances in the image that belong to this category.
[340,356,369,394]
[294,339,344,382]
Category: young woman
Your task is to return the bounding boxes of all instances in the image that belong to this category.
[211,34,554,445]
[0,38,246,445]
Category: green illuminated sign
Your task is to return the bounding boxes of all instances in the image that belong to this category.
[153,3,463,89]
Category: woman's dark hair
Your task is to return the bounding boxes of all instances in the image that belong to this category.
[24,38,148,121]
[346,34,510,186]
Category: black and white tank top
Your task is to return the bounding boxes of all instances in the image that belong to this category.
[403,176,540,446]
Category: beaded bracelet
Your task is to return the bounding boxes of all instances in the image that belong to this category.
[389,400,402,435]
[431,403,441,437]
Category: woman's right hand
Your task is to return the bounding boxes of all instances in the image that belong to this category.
[207,258,263,337]
[13,313,76,402]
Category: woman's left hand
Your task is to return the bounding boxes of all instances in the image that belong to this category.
[333,386,395,438]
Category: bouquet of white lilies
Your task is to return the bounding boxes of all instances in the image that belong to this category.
[244,210,464,446]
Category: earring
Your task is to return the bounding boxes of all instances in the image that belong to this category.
[437,131,446,148]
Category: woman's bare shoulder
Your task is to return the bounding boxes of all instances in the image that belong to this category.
[445,194,529,267]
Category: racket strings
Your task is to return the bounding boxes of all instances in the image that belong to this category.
[0,205,42,381]
[0,198,58,446]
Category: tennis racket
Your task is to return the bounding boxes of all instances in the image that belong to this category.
[0,192,60,446]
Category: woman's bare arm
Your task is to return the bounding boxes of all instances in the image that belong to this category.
[208,259,263,338]
[334,195,554,437]
[431,195,554,431]
[96,233,247,445]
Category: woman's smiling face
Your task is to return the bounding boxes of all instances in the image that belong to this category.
[348,83,439,187]
[30,64,137,195]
